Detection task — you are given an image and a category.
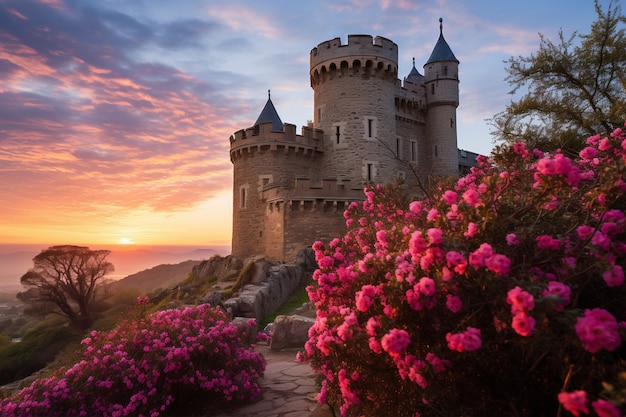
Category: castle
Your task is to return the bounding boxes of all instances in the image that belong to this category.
[230,19,478,263]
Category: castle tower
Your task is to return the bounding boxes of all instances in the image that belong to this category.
[423,18,459,177]
[310,35,399,185]
[230,92,325,261]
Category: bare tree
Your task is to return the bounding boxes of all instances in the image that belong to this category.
[17,245,114,328]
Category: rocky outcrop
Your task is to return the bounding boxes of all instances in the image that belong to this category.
[269,314,315,350]
[222,262,304,321]
[190,255,243,283]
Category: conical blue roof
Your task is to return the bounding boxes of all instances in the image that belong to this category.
[255,90,283,131]
[425,18,458,65]
[406,58,423,82]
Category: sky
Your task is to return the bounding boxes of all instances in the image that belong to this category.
[0,0,609,249]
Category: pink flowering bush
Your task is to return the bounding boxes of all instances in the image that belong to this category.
[299,127,626,416]
[0,303,265,416]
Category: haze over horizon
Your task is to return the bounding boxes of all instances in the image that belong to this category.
[0,0,605,248]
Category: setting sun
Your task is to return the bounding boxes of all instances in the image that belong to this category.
[118,237,134,245]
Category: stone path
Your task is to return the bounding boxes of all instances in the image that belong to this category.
[206,343,332,417]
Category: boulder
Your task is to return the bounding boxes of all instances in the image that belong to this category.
[270,315,315,350]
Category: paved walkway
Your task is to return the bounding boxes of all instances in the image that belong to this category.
[206,343,332,417]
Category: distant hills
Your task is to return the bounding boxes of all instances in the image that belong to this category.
[109,260,202,294]
[0,245,228,293]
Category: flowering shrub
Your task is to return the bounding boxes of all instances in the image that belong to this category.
[0,303,265,416]
[299,127,626,416]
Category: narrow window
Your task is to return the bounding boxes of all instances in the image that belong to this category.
[443,66,448,76]
[240,187,247,209]
[317,107,322,122]
[335,125,341,144]
[367,119,373,138]
[411,141,417,162]
[396,137,401,158]
[367,163,373,181]
[434,145,439,158]
[431,84,435,95]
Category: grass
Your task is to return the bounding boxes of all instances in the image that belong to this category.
[260,276,313,328]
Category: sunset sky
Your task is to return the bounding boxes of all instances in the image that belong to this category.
[0,0,606,249]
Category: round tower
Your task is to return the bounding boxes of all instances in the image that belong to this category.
[229,92,323,260]
[310,35,399,185]
[423,18,459,177]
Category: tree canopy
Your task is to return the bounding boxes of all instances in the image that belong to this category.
[491,0,626,154]
[17,245,114,329]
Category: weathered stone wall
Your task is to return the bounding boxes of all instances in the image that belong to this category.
[282,199,354,263]
[222,263,304,321]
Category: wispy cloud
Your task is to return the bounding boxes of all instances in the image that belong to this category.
[0,0,237,243]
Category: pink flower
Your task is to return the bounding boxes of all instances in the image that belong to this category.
[426,208,439,221]
[575,308,621,353]
[485,254,511,276]
[366,317,381,336]
[462,189,481,206]
[536,235,560,250]
[542,281,571,310]
[446,251,468,275]
[442,190,457,205]
[602,265,624,287]
[577,225,595,240]
[355,285,377,312]
[598,137,612,151]
[409,231,427,257]
[512,313,536,336]
[464,222,479,238]
[417,277,436,296]
[506,233,520,246]
[446,295,462,313]
[506,286,535,314]
[445,327,482,352]
[558,390,589,417]
[409,201,422,214]
[381,329,410,356]
[591,231,611,250]
[580,146,599,160]
[592,399,621,417]
[537,158,557,175]
[427,228,443,245]
[469,243,494,269]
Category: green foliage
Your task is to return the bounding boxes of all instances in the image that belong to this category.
[0,321,79,385]
[491,0,626,154]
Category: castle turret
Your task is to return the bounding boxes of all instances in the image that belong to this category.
[423,18,459,177]
[310,35,399,185]
[230,93,324,261]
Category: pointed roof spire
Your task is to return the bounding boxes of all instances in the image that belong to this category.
[407,56,423,80]
[254,89,283,131]
[425,17,458,65]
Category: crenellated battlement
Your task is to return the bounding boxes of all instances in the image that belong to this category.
[230,122,324,161]
[310,35,398,84]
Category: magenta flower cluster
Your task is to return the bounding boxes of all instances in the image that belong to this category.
[0,304,265,417]
[299,127,626,416]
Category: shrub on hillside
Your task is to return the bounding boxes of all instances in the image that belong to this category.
[0,301,265,416]
[299,127,626,416]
